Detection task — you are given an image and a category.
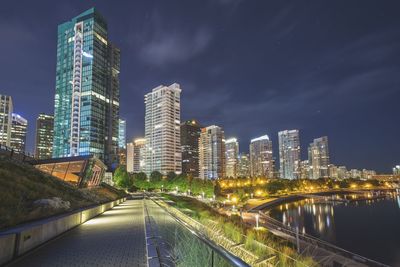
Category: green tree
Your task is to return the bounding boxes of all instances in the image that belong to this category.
[135,172,147,181]
[150,171,162,183]
[113,166,132,189]
[166,171,177,181]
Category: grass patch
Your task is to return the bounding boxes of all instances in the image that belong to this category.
[0,157,127,230]
[161,193,317,266]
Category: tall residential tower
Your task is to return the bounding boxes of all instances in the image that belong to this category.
[249,135,274,178]
[52,8,120,168]
[199,125,225,180]
[308,136,330,179]
[0,95,13,146]
[225,138,239,178]
[181,119,202,178]
[278,130,301,179]
[35,113,54,159]
[144,83,182,175]
[10,113,28,153]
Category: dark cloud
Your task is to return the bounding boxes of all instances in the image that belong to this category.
[1,0,399,172]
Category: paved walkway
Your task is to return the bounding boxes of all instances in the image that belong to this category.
[9,199,147,267]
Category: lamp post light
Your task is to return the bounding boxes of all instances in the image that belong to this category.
[202,191,205,199]
[161,185,164,192]
[255,214,259,229]
[188,189,191,196]
[176,186,178,194]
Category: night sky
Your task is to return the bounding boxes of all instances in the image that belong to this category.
[1,1,399,172]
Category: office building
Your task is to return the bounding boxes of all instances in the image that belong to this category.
[337,166,348,179]
[350,169,362,179]
[308,136,330,179]
[249,135,273,178]
[144,83,181,175]
[362,169,376,180]
[10,113,28,153]
[199,125,225,180]
[127,138,146,173]
[126,142,134,173]
[35,113,54,159]
[181,119,202,178]
[0,95,13,146]
[300,160,310,179]
[118,118,126,149]
[237,153,250,178]
[52,8,120,169]
[328,164,338,179]
[278,130,301,179]
[225,138,239,178]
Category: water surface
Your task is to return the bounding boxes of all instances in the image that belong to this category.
[268,193,400,266]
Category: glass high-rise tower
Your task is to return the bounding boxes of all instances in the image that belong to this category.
[308,136,330,179]
[250,134,273,178]
[0,95,13,147]
[10,113,28,153]
[35,113,54,159]
[278,130,301,179]
[53,8,120,168]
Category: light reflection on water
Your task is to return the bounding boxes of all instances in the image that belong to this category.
[268,192,400,265]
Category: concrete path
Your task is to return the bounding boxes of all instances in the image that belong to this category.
[9,199,147,267]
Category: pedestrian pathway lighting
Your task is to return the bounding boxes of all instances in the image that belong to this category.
[255,213,260,229]
[175,186,178,193]
[231,196,238,203]
[202,191,205,199]
[188,189,191,195]
[161,185,164,192]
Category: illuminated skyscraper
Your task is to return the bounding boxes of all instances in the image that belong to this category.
[0,95,12,146]
[199,125,225,180]
[250,135,273,178]
[308,136,330,179]
[118,119,126,149]
[52,8,120,168]
[144,83,181,175]
[278,130,301,179]
[225,138,239,178]
[10,113,28,153]
[181,119,202,178]
[127,138,146,173]
[237,153,250,178]
[35,113,54,159]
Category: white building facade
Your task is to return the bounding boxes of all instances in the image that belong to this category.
[144,84,182,175]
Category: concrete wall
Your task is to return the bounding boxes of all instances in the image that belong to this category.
[0,197,126,265]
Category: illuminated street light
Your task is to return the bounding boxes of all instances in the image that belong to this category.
[255,214,259,229]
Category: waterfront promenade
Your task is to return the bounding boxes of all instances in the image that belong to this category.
[8,198,147,267]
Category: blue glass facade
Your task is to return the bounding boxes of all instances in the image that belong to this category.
[53,8,120,168]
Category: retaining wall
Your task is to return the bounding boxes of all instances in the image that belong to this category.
[0,198,126,265]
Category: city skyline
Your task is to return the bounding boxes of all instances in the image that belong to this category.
[1,1,400,172]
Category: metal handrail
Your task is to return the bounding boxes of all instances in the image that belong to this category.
[256,212,389,267]
[146,193,250,267]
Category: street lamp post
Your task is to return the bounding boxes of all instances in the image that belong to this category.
[176,186,178,194]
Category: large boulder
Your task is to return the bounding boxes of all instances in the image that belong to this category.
[33,197,70,210]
